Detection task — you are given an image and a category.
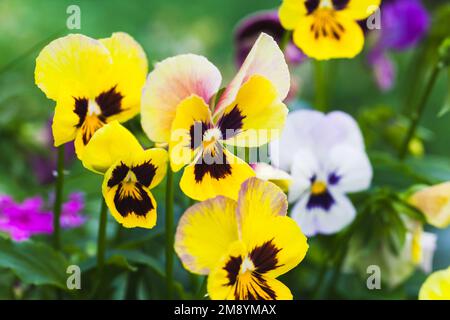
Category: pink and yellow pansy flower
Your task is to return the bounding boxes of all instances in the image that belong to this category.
[175,178,309,300]
[279,0,381,60]
[141,33,290,201]
[35,32,148,158]
[81,121,167,229]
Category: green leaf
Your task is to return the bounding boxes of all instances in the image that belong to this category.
[0,238,69,289]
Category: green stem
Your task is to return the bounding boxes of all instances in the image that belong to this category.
[399,63,442,160]
[97,199,108,274]
[53,145,65,250]
[165,166,175,299]
[279,30,292,52]
[196,276,207,299]
[314,60,327,111]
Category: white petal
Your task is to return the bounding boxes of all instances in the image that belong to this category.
[270,109,323,171]
[314,192,356,235]
[419,232,437,273]
[325,144,373,193]
[311,111,365,153]
[290,194,319,237]
[270,110,366,171]
[288,149,319,203]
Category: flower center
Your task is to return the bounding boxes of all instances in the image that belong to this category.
[319,0,333,9]
[240,257,255,274]
[88,99,102,116]
[311,181,327,195]
[311,8,345,41]
[202,128,222,150]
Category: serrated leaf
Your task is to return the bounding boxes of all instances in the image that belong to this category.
[0,238,69,289]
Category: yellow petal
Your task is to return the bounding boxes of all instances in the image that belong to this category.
[82,121,143,174]
[169,95,213,172]
[175,196,239,275]
[35,34,112,101]
[218,75,288,147]
[215,33,290,116]
[279,0,308,30]
[52,96,79,147]
[237,178,308,278]
[419,267,450,300]
[141,54,221,144]
[179,148,255,201]
[293,11,364,60]
[341,0,381,20]
[99,32,148,122]
[409,182,450,229]
[208,241,294,300]
[236,177,288,222]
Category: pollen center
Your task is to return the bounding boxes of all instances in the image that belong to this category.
[311,181,327,195]
[88,99,101,116]
[202,128,222,150]
[311,8,345,41]
[240,257,255,275]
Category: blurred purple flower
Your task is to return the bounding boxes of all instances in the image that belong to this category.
[0,193,86,242]
[368,0,430,91]
[30,119,75,185]
[235,10,306,67]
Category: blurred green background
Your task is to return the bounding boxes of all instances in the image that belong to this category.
[0,0,449,300]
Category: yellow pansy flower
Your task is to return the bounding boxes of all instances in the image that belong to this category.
[141,33,290,201]
[82,121,167,229]
[35,32,148,159]
[409,182,450,229]
[175,178,308,300]
[419,267,450,300]
[279,0,381,60]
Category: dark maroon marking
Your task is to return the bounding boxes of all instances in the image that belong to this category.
[194,146,232,183]
[107,163,129,188]
[247,273,277,300]
[250,239,283,274]
[114,182,154,217]
[131,160,157,188]
[332,0,350,10]
[224,255,242,286]
[74,98,88,128]
[307,189,335,211]
[96,86,124,119]
[189,121,210,150]
[217,105,246,140]
[305,0,320,14]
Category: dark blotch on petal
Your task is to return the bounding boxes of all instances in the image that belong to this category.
[96,86,124,119]
[189,121,210,150]
[131,160,157,188]
[305,0,320,15]
[328,172,341,185]
[249,273,277,300]
[114,183,154,217]
[250,239,283,274]
[332,0,350,11]
[194,146,232,183]
[224,255,242,286]
[307,189,335,211]
[108,163,129,188]
[217,105,246,140]
[74,98,88,128]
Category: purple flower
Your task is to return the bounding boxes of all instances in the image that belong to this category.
[30,119,75,185]
[235,10,306,67]
[368,0,430,91]
[378,0,430,51]
[0,193,86,242]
